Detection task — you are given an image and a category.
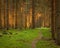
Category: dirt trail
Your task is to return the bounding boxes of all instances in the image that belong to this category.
[31,32,42,48]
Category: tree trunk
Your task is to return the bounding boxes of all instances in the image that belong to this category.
[6,0,9,30]
[55,0,60,45]
[51,0,56,40]
[0,1,2,29]
[32,0,35,29]
[15,0,17,29]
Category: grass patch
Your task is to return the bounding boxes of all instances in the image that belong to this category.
[40,28,51,38]
[0,28,60,48]
[36,40,60,48]
[0,29,40,48]
[36,28,60,48]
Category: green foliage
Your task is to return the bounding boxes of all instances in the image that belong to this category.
[0,28,60,48]
[36,28,60,48]
[40,27,51,38]
[36,40,60,48]
[0,29,40,48]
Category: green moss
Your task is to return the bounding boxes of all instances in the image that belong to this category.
[0,29,40,48]
[0,28,60,48]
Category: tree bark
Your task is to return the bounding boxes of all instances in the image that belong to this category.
[6,0,9,30]
[0,12,1,29]
[32,0,35,29]
[51,0,56,40]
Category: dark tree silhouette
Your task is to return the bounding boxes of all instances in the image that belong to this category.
[32,0,35,29]
[0,1,2,29]
[6,0,9,30]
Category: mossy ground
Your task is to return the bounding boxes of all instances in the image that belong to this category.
[0,28,60,48]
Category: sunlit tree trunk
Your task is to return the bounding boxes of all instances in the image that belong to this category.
[3,0,6,29]
[19,0,23,29]
[17,0,21,29]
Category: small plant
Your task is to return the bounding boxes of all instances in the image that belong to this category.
[2,30,8,35]
[0,33,3,37]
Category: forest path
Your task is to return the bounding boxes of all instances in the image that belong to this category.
[31,32,43,48]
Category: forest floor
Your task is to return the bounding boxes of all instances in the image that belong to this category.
[0,28,60,48]
[31,30,42,48]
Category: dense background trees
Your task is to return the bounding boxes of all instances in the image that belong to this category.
[0,0,51,29]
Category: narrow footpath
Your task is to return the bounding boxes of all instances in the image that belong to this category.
[31,32,43,48]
